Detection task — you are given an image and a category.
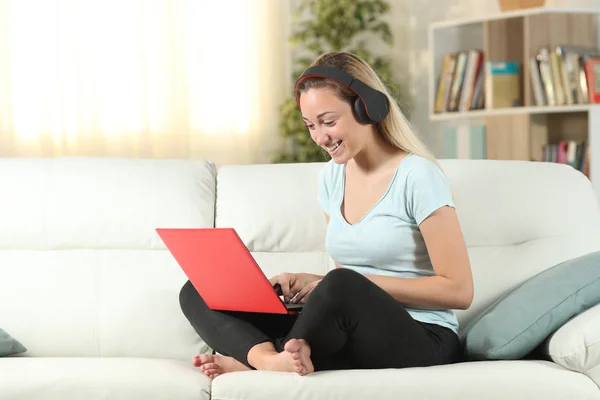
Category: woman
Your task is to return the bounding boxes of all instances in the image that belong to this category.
[179,51,473,379]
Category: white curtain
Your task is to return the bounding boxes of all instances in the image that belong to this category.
[0,0,287,166]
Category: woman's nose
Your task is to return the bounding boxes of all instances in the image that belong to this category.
[314,130,328,146]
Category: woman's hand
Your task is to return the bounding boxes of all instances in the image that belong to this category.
[269,273,321,303]
[292,279,321,304]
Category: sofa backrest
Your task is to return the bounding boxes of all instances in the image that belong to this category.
[216,159,600,331]
[216,162,333,281]
[0,157,217,360]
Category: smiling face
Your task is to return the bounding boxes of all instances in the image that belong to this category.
[299,86,373,164]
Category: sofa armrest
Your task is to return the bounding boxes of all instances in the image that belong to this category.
[542,303,600,374]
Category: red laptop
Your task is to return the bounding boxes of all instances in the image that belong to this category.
[156,227,303,314]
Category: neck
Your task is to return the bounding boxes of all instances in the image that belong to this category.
[351,128,403,173]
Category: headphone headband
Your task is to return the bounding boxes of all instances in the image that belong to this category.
[295,65,389,124]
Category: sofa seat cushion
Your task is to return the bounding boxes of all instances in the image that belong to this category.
[212,360,600,400]
[0,357,211,400]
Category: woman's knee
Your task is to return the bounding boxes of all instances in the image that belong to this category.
[179,280,203,314]
[314,268,367,301]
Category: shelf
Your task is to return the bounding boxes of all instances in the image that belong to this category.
[429,105,600,121]
[430,6,600,30]
[428,7,600,199]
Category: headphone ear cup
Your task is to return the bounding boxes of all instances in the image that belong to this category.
[353,97,375,124]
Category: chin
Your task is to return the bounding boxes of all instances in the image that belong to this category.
[323,143,352,164]
[329,152,351,164]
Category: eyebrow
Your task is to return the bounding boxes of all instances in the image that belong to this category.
[302,111,335,121]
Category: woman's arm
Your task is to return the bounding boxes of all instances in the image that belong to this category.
[365,206,473,310]
[325,208,473,310]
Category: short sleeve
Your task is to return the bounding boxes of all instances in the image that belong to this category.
[406,160,455,225]
[317,164,331,215]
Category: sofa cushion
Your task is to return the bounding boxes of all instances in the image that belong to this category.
[0,328,26,356]
[215,162,327,254]
[544,303,600,373]
[215,163,333,280]
[211,360,600,400]
[462,250,600,360]
[0,249,210,359]
[0,158,216,359]
[0,157,217,250]
[0,357,211,400]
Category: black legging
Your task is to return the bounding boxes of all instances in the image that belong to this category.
[179,268,463,371]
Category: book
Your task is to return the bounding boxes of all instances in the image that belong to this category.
[529,46,600,105]
[485,61,521,109]
[541,140,590,178]
[433,49,485,113]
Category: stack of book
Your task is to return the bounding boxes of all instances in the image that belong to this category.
[529,46,600,106]
[433,49,485,113]
[542,140,589,177]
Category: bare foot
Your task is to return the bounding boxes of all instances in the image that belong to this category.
[246,340,314,376]
[192,354,250,379]
[284,339,314,376]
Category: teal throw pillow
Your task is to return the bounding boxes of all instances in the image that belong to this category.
[0,328,27,356]
[461,250,600,361]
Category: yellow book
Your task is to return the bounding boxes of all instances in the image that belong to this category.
[485,62,521,109]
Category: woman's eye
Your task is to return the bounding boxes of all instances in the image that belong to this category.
[324,121,335,126]
[305,124,315,130]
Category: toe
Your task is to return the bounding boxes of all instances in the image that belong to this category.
[284,339,301,353]
[198,354,214,364]
[203,362,217,370]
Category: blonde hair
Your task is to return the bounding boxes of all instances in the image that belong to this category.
[295,51,440,168]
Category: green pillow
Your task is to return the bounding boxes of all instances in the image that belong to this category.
[461,250,600,361]
[0,328,26,356]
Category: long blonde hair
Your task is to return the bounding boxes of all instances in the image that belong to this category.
[295,51,440,168]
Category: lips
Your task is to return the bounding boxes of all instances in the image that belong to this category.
[327,141,341,153]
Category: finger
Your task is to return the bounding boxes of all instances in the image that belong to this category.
[300,279,322,303]
[299,289,313,303]
[298,288,313,303]
[294,283,314,303]
[290,278,304,294]
[281,280,292,301]
[275,274,291,301]
[269,273,288,285]
[270,275,292,299]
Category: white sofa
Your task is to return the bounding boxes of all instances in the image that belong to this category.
[0,156,599,400]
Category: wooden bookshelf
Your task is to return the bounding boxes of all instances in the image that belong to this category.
[428,7,600,199]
